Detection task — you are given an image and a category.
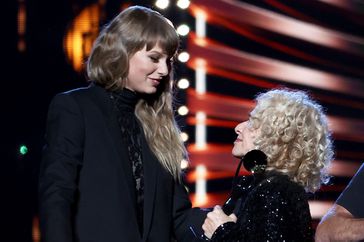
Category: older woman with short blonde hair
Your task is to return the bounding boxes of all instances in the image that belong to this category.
[202,89,334,242]
[251,89,333,193]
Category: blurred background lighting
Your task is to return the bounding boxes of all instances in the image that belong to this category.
[180,159,189,169]
[177,78,190,89]
[195,164,207,206]
[63,4,100,73]
[177,24,190,36]
[180,132,189,142]
[17,0,26,52]
[178,105,189,116]
[155,0,169,9]
[19,145,28,155]
[177,0,190,9]
[195,10,207,37]
[195,111,207,149]
[178,52,190,62]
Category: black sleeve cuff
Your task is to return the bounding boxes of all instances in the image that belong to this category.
[210,221,236,242]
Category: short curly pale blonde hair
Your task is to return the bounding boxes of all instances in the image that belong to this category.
[249,89,334,193]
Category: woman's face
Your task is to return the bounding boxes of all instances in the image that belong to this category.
[232,120,259,158]
[126,44,169,94]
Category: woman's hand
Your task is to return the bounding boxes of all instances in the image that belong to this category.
[202,205,237,239]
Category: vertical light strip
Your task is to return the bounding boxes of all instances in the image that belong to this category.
[196,111,207,148]
[32,215,40,242]
[196,10,206,37]
[194,10,207,148]
[196,66,206,94]
[17,0,26,52]
[195,164,207,206]
[194,10,208,202]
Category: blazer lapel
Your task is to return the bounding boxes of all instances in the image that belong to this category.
[140,129,158,241]
[90,84,158,241]
[89,84,140,233]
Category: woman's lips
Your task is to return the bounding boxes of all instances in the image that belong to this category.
[150,78,161,86]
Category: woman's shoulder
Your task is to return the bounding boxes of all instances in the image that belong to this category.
[47,83,111,114]
[253,172,307,200]
[51,82,108,104]
[57,82,102,97]
[241,172,313,241]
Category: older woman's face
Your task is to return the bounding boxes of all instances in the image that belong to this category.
[232,121,259,158]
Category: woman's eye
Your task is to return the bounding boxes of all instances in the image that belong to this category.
[150,56,159,62]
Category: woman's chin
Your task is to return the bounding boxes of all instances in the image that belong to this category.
[232,150,243,158]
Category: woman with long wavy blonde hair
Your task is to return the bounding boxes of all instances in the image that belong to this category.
[39,6,206,242]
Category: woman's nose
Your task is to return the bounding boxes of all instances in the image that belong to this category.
[235,123,243,134]
[235,121,248,134]
[158,62,168,76]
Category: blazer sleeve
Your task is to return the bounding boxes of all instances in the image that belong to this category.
[172,181,208,242]
[39,93,84,242]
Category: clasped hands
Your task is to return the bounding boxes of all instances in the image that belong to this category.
[202,205,237,239]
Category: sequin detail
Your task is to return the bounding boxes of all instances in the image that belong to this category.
[210,172,313,242]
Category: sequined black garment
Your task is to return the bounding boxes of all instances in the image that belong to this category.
[211,172,313,242]
[110,88,144,234]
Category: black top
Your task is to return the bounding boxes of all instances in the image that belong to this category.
[110,88,144,234]
[210,172,313,242]
[336,163,364,218]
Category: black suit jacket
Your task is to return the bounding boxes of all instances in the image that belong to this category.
[39,84,206,242]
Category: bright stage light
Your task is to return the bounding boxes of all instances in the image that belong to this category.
[19,145,28,155]
[177,0,190,9]
[180,132,189,142]
[180,159,189,169]
[178,52,190,62]
[177,78,190,89]
[155,0,169,9]
[177,24,190,36]
[178,106,189,116]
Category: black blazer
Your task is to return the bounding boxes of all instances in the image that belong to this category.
[39,84,206,242]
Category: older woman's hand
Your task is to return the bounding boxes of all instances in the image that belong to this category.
[202,205,237,239]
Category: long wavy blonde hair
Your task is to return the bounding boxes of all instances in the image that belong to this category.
[249,89,334,192]
[86,6,186,181]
